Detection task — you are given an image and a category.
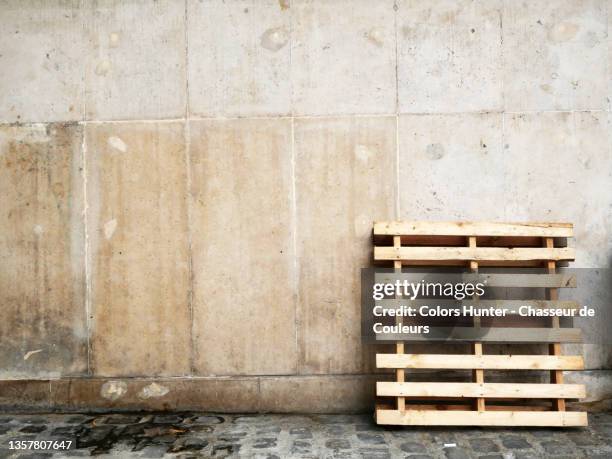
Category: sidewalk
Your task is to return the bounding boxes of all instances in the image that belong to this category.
[1,412,611,458]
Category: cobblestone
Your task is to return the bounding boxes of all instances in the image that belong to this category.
[540,440,574,455]
[501,435,531,449]
[468,438,499,453]
[0,412,610,457]
[399,440,427,453]
[444,447,471,459]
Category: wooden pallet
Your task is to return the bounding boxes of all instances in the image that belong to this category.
[373,221,587,427]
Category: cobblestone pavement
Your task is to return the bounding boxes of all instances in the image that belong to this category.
[0,412,611,458]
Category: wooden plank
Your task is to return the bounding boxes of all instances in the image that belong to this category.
[375,299,580,314]
[381,260,572,267]
[393,235,405,412]
[468,236,486,412]
[375,409,587,426]
[376,353,585,370]
[375,246,575,262]
[374,221,573,238]
[377,382,586,399]
[376,401,553,412]
[472,273,576,288]
[375,273,577,288]
[376,327,582,343]
[545,237,566,412]
[374,235,570,249]
[473,341,485,411]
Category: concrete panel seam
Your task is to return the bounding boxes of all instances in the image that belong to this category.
[184,0,195,376]
[80,118,187,125]
[395,114,400,219]
[501,112,507,220]
[184,0,190,120]
[393,0,399,114]
[290,117,299,375]
[289,0,294,117]
[289,1,298,374]
[185,122,195,376]
[0,373,382,382]
[500,2,505,115]
[2,110,611,129]
[82,123,91,376]
[393,0,400,219]
[503,109,608,115]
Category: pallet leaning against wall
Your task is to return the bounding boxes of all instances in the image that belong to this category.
[373,221,588,427]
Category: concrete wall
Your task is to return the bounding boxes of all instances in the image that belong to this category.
[1,0,611,412]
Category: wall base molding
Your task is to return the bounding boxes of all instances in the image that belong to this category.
[1,371,610,413]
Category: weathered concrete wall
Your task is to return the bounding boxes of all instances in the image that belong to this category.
[1,0,611,412]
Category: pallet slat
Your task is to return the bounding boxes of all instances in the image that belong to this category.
[374,273,576,288]
[374,246,575,262]
[545,236,566,411]
[376,327,582,343]
[377,382,585,399]
[376,402,554,412]
[473,273,576,288]
[374,221,573,238]
[376,354,585,370]
[467,235,486,412]
[375,409,587,426]
[393,235,406,412]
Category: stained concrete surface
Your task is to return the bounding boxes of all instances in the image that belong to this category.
[0,1,85,123]
[189,119,296,376]
[398,113,505,221]
[504,111,611,269]
[187,0,291,116]
[86,122,191,377]
[1,412,612,458]
[503,0,608,111]
[397,0,504,113]
[0,0,187,123]
[290,0,397,115]
[84,0,186,120]
[0,124,87,378]
[294,117,396,374]
[0,0,611,412]
[0,376,376,413]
